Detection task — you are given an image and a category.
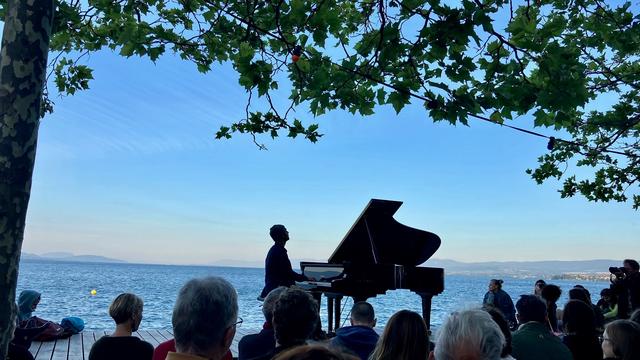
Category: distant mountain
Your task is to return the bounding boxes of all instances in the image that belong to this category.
[423,258,617,276]
[21,252,126,263]
[211,257,619,276]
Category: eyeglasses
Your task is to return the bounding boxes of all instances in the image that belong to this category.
[233,317,243,328]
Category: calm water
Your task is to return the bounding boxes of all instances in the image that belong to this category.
[17,260,609,331]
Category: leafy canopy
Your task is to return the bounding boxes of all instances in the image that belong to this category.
[3,0,639,208]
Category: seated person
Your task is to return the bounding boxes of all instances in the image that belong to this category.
[89,293,153,360]
[483,306,514,359]
[511,295,572,360]
[253,288,320,360]
[569,287,604,330]
[433,309,505,360]
[602,320,640,360]
[168,277,238,360]
[17,290,41,322]
[274,345,359,360]
[369,310,428,360]
[238,287,286,360]
[329,302,378,360]
[562,300,602,360]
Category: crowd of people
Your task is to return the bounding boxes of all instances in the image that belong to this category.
[8,227,640,360]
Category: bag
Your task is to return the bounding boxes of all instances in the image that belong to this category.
[61,317,84,334]
[20,317,67,342]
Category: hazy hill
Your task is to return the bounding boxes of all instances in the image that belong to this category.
[21,252,126,263]
[212,258,619,276]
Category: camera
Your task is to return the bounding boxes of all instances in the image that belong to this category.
[609,266,628,282]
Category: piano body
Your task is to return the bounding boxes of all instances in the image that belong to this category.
[298,199,444,333]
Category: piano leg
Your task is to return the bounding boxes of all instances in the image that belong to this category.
[418,292,433,333]
[334,295,342,331]
[327,296,334,333]
[325,294,344,333]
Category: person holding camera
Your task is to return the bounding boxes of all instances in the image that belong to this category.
[609,259,640,319]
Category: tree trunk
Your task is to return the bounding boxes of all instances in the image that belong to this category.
[0,0,53,357]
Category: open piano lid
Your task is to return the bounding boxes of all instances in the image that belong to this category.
[328,199,441,267]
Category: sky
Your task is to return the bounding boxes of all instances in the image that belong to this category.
[19,22,639,266]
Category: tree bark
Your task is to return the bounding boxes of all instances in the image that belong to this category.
[0,0,53,357]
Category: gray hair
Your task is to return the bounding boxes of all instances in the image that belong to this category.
[263,286,287,322]
[435,309,505,360]
[172,276,238,354]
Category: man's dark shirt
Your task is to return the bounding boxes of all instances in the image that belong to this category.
[628,272,640,310]
[260,243,305,298]
[88,336,153,360]
[330,325,379,360]
[238,326,275,360]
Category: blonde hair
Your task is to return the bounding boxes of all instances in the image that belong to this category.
[109,293,143,324]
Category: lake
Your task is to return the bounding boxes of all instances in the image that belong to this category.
[17,260,610,331]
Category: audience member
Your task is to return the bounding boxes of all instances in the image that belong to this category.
[601,320,640,360]
[511,295,572,360]
[534,279,546,296]
[569,287,605,330]
[168,277,238,360]
[630,309,640,324]
[561,300,602,360]
[88,293,153,360]
[329,302,378,360]
[153,339,233,360]
[483,306,514,359]
[273,345,359,360]
[433,309,504,360]
[540,284,562,332]
[17,290,41,322]
[253,287,319,360]
[238,286,287,360]
[482,279,517,329]
[623,259,640,312]
[369,310,428,360]
[598,288,615,314]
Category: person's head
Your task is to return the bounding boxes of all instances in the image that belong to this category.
[434,309,504,360]
[562,300,596,336]
[370,310,428,360]
[18,290,41,313]
[483,306,512,358]
[534,279,546,296]
[109,293,144,331]
[515,295,547,325]
[568,288,590,304]
[17,290,41,321]
[273,288,319,347]
[623,259,639,273]
[540,284,562,304]
[602,320,640,360]
[488,279,503,292]
[273,345,359,360]
[630,309,640,325]
[270,224,290,243]
[263,286,287,324]
[172,277,238,360]
[349,302,376,328]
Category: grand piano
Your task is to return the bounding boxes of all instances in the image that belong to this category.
[297,199,444,333]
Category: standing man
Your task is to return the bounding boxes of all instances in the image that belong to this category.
[259,225,307,300]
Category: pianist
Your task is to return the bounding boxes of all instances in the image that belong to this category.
[259,224,307,300]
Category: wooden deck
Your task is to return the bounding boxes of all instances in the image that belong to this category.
[28,328,256,360]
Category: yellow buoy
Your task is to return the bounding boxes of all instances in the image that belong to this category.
[90,289,97,296]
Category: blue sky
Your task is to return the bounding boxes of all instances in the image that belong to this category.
[21,45,639,265]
